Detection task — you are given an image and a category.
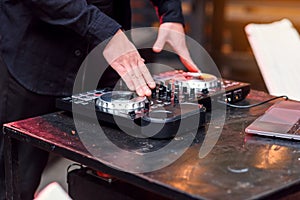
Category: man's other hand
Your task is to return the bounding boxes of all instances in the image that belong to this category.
[153,23,200,73]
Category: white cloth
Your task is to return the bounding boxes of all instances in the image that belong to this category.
[245,18,300,101]
[35,182,72,200]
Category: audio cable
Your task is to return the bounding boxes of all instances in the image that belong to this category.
[218,95,289,109]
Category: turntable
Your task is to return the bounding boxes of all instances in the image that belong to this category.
[56,71,250,139]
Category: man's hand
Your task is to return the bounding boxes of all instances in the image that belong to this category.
[103,29,156,96]
[153,23,200,72]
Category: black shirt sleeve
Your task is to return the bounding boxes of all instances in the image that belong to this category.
[23,0,121,47]
[150,0,184,24]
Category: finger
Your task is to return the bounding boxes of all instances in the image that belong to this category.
[153,32,166,53]
[137,59,156,89]
[168,41,201,72]
[180,56,201,72]
[121,58,146,96]
[111,62,135,91]
[134,60,155,96]
[130,58,154,96]
[132,63,150,96]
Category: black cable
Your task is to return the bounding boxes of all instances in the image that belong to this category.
[218,95,289,109]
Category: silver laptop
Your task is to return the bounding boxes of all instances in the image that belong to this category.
[245,100,300,140]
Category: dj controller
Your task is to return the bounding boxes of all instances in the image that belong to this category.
[56,71,250,139]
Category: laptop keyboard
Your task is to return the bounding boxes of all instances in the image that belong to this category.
[287,118,300,135]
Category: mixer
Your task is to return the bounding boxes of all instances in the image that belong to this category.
[56,71,250,138]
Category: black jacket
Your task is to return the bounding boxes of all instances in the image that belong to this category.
[0,0,184,96]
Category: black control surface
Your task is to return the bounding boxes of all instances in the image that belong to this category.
[56,72,250,139]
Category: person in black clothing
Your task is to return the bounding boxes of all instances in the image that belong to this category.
[0,0,199,199]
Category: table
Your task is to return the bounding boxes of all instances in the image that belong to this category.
[4,90,300,200]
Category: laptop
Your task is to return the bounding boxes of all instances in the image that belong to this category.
[245,100,300,140]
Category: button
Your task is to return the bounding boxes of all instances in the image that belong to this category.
[158,85,164,100]
[74,49,82,57]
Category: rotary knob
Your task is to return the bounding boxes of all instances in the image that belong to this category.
[151,87,157,99]
[158,84,165,100]
[166,90,172,102]
[173,93,179,104]
[201,88,209,95]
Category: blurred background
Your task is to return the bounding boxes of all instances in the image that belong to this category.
[131,0,300,92]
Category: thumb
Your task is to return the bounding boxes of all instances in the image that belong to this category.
[153,34,166,53]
